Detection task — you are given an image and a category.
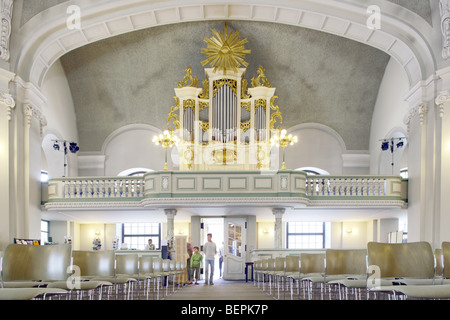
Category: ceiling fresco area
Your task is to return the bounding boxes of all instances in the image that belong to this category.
[60,20,391,152]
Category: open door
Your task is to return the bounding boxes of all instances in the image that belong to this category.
[223,217,246,280]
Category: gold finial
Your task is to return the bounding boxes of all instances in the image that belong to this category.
[178,65,199,88]
[251,65,272,88]
[201,23,251,74]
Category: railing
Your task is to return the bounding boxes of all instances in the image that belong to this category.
[305,176,392,197]
[48,177,145,199]
[45,172,407,208]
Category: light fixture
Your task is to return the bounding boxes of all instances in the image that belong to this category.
[380,137,407,175]
[346,228,353,234]
[52,139,80,177]
[270,128,298,170]
[153,129,180,170]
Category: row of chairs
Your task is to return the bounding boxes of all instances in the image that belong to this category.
[0,244,186,300]
[253,241,450,300]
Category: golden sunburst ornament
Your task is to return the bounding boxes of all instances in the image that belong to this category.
[201,23,251,74]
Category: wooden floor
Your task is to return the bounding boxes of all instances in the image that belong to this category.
[164,279,276,300]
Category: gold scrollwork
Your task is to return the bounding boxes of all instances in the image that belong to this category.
[251,65,272,88]
[212,148,237,164]
[178,65,199,88]
[241,78,251,99]
[167,96,180,130]
[183,99,195,111]
[200,120,209,132]
[241,101,251,112]
[212,79,237,97]
[255,99,266,112]
[240,119,251,132]
[198,77,209,99]
[269,96,283,129]
[199,101,209,112]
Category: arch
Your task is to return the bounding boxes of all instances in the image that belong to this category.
[101,123,162,154]
[14,1,435,90]
[288,122,347,153]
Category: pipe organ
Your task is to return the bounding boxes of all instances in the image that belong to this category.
[167,24,283,171]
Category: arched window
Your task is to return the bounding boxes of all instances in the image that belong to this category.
[295,167,330,175]
[118,168,153,177]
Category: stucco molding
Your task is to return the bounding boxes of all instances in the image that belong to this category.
[13,1,434,91]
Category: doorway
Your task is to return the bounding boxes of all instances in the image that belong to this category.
[201,218,224,280]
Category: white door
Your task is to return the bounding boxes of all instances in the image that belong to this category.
[223,217,246,280]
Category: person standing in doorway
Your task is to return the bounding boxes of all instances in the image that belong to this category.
[204,233,217,285]
[145,238,155,250]
[218,242,224,279]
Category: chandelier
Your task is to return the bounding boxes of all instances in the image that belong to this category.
[270,129,298,170]
[152,129,180,170]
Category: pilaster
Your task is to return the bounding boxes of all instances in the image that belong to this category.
[272,207,285,249]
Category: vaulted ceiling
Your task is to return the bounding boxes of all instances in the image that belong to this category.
[60,20,390,153]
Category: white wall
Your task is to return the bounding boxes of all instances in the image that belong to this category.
[85,124,167,176]
[369,57,409,175]
[286,123,344,174]
[41,60,79,178]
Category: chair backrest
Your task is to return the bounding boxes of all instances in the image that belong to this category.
[261,259,268,270]
[274,257,285,272]
[2,244,71,281]
[435,248,443,277]
[367,242,434,279]
[325,249,367,276]
[153,257,163,273]
[72,250,115,277]
[442,242,450,278]
[162,259,170,272]
[116,253,139,275]
[266,259,275,271]
[300,253,325,274]
[285,255,300,273]
[139,256,153,274]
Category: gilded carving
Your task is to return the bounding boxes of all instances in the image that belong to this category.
[177,66,199,88]
[269,96,283,129]
[251,66,272,88]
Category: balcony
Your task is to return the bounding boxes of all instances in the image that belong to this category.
[43,171,408,210]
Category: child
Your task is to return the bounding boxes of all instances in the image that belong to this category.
[190,246,203,285]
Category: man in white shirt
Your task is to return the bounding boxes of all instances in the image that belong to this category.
[203,233,217,285]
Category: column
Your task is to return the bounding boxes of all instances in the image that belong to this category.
[272,208,285,249]
[0,73,15,249]
[165,208,177,258]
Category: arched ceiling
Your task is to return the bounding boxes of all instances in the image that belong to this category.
[60,20,390,152]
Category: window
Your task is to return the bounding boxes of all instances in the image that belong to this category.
[122,223,161,250]
[400,168,408,179]
[41,170,49,183]
[41,220,49,244]
[286,222,325,249]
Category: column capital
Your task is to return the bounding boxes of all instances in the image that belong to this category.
[272,207,285,218]
[0,91,14,120]
[436,91,450,117]
[164,208,177,219]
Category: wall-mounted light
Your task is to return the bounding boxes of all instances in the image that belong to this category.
[346,228,353,234]
[380,137,407,175]
[52,139,80,177]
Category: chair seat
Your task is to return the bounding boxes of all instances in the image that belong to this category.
[47,280,113,290]
[0,287,67,300]
[391,284,450,299]
[90,276,137,284]
[1,281,51,288]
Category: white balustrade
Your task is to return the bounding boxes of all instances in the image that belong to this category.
[305,176,400,198]
[48,177,145,200]
[47,173,404,204]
